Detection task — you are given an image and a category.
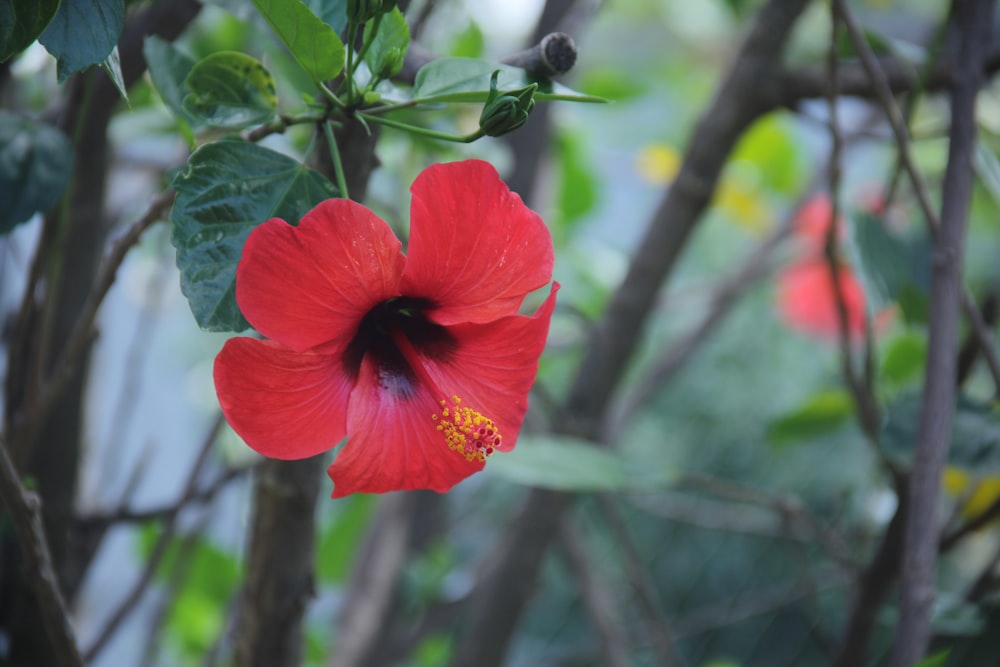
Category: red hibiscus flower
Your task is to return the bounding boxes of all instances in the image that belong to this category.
[776,258,869,340]
[213,160,558,497]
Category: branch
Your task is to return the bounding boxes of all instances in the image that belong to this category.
[0,434,84,667]
[76,462,254,527]
[886,0,996,663]
[233,456,324,667]
[450,3,814,665]
[328,494,416,667]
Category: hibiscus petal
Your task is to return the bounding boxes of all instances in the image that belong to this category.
[401,159,554,325]
[328,355,485,497]
[237,199,405,351]
[418,284,559,453]
[214,337,351,459]
[775,259,868,340]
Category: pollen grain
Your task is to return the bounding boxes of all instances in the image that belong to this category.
[433,396,501,462]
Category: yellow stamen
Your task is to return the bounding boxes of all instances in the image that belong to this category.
[433,395,502,463]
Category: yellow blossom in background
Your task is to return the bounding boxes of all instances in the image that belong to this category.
[943,467,1000,521]
[635,142,771,232]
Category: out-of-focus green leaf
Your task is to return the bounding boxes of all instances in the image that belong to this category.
[553,129,598,236]
[0,0,60,63]
[38,0,124,83]
[836,25,895,59]
[303,0,347,33]
[852,211,931,324]
[143,35,199,125]
[730,115,803,194]
[910,650,950,667]
[486,435,673,492]
[0,111,72,234]
[449,20,483,59]
[413,57,606,103]
[883,392,1000,472]
[316,493,375,583]
[182,51,278,129]
[251,0,345,83]
[767,389,854,447]
[413,634,453,667]
[363,6,408,79]
[974,142,1000,205]
[575,67,646,102]
[170,140,338,332]
[880,331,927,389]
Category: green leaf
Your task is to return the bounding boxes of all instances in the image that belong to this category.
[852,211,931,324]
[1,0,60,63]
[251,0,345,83]
[485,435,674,492]
[909,650,950,667]
[974,142,1000,205]
[38,0,124,83]
[0,111,72,234]
[316,494,375,583]
[883,393,1000,472]
[554,129,597,234]
[182,51,278,129]
[767,389,854,447]
[880,331,927,388]
[143,35,199,125]
[170,140,338,332]
[412,57,607,104]
[101,45,128,104]
[363,6,408,79]
[731,115,803,194]
[303,0,348,34]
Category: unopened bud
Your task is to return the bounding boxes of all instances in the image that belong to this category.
[478,70,537,138]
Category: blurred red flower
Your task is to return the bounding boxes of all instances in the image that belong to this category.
[776,258,869,340]
[214,160,558,497]
[776,194,892,341]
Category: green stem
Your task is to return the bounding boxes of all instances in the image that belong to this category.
[356,112,484,143]
[319,82,347,111]
[353,13,382,67]
[341,21,360,100]
[323,121,350,199]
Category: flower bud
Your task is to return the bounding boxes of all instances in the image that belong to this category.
[478,70,537,138]
[347,0,382,23]
[372,46,405,79]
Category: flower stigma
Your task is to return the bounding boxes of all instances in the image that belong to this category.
[433,396,502,462]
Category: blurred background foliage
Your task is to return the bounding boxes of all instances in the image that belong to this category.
[5,0,1000,666]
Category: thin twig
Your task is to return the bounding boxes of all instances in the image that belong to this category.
[11,190,176,455]
[83,411,225,662]
[835,0,1000,394]
[824,2,884,447]
[0,434,84,667]
[77,462,256,528]
[557,519,632,667]
[596,496,685,667]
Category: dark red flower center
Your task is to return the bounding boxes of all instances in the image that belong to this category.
[343,297,503,462]
[343,297,457,397]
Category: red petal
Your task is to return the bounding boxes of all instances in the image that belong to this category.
[401,160,554,325]
[327,355,485,497]
[214,337,351,459]
[237,199,405,351]
[776,259,868,340]
[418,284,559,453]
